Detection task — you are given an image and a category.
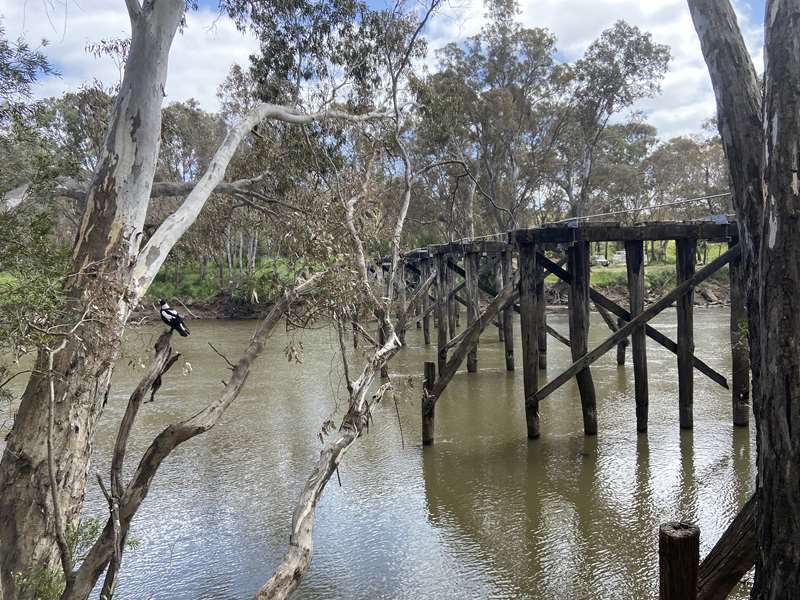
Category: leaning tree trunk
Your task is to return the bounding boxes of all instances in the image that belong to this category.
[0,2,185,597]
[688,0,800,596]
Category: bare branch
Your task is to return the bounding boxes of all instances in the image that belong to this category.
[63,274,324,600]
[130,103,390,300]
[208,342,236,370]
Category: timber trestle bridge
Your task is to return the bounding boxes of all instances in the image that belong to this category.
[381,220,748,445]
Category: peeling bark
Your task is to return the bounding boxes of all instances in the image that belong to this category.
[0,3,185,596]
[688,0,800,596]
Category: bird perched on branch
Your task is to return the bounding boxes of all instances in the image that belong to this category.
[159,299,190,337]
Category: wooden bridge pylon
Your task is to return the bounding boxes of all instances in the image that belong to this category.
[393,220,748,443]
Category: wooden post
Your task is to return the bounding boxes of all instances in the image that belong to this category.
[531,246,741,405]
[414,261,422,329]
[436,253,449,373]
[659,521,700,600]
[519,243,540,438]
[697,495,756,600]
[446,257,457,338]
[495,255,505,342]
[537,251,729,390]
[568,242,597,435]
[464,251,480,373]
[422,361,436,446]
[729,241,749,426]
[502,250,515,371]
[422,258,432,345]
[536,253,547,370]
[616,317,628,365]
[677,238,696,429]
[397,260,407,344]
[626,240,649,433]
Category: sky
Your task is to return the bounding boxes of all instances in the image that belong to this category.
[2,0,766,139]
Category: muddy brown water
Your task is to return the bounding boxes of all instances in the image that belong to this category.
[4,307,755,599]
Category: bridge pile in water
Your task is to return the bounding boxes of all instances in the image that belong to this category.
[381,220,749,443]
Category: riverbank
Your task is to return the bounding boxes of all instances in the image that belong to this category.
[546,275,730,308]
[138,273,730,325]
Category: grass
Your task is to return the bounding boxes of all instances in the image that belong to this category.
[147,257,305,303]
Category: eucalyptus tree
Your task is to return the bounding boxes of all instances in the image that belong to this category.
[0,20,53,127]
[412,0,564,233]
[0,1,399,597]
[645,132,730,219]
[552,20,670,218]
[687,0,800,596]
[588,120,658,222]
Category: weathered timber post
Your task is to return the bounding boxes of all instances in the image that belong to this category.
[659,522,700,600]
[728,241,749,426]
[422,361,436,446]
[495,255,505,342]
[676,238,696,429]
[397,259,407,344]
[616,317,628,365]
[536,252,547,370]
[454,257,461,329]
[625,240,649,433]
[465,250,480,373]
[502,250,515,371]
[422,258,432,345]
[436,253,449,373]
[519,242,540,438]
[568,241,598,435]
[446,257,457,337]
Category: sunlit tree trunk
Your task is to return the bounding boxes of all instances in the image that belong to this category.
[0,2,185,596]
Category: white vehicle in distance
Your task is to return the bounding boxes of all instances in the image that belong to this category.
[611,250,649,265]
[591,254,609,267]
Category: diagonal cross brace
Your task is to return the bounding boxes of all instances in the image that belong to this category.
[530,245,740,403]
[442,260,571,348]
[535,252,729,390]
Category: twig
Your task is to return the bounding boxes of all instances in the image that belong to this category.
[335,319,353,395]
[174,297,199,319]
[208,342,236,370]
[393,393,405,449]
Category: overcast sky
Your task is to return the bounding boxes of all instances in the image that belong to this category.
[3,0,765,139]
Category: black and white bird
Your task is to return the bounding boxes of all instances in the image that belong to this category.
[159,299,190,337]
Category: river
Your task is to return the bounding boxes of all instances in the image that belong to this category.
[6,306,756,599]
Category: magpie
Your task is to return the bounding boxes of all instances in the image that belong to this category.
[159,299,190,337]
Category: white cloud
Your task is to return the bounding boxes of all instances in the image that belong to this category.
[2,1,259,111]
[2,0,764,138]
[426,0,765,139]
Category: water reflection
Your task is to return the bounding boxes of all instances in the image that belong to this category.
[0,308,756,599]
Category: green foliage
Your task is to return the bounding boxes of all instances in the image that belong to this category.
[589,268,628,288]
[11,517,141,600]
[221,0,393,103]
[12,568,64,600]
[0,210,69,359]
[645,268,676,291]
[0,20,55,127]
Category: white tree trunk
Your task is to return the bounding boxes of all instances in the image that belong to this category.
[0,2,185,597]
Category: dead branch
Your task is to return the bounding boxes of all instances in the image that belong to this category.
[61,274,323,600]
